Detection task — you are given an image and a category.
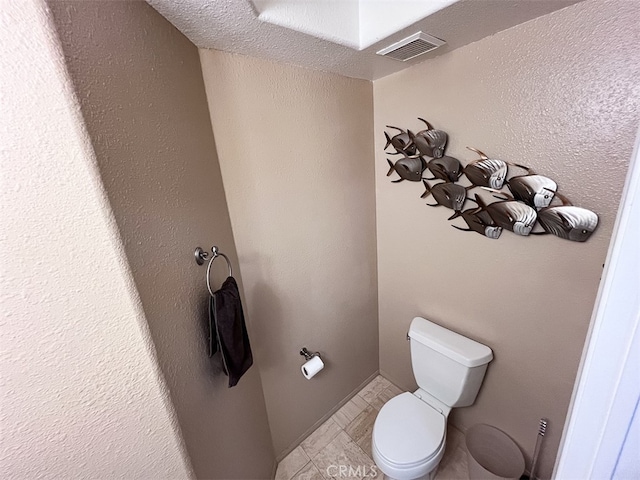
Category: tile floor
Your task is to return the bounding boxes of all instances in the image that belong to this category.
[275,375,469,480]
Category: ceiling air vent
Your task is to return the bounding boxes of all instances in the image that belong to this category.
[377,32,445,61]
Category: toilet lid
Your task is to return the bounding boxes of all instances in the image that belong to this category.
[373,392,445,467]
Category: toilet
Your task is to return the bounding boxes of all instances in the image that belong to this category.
[372,317,493,480]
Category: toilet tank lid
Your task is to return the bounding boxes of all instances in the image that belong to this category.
[408,317,493,367]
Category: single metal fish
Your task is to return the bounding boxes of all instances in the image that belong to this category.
[464,147,532,190]
[448,207,502,239]
[384,126,416,156]
[408,118,448,158]
[421,180,470,212]
[474,193,537,236]
[537,205,598,242]
[425,156,463,183]
[463,147,509,189]
[386,153,426,182]
[508,174,557,208]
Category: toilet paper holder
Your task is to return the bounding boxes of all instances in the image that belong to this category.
[300,347,320,361]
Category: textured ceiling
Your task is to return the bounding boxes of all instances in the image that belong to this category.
[147,0,581,81]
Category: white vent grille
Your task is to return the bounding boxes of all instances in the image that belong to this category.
[377,32,446,61]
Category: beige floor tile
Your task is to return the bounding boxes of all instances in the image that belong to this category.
[276,446,311,480]
[301,418,343,459]
[344,405,377,458]
[386,382,404,396]
[434,425,468,480]
[377,375,392,388]
[292,462,325,480]
[376,384,403,405]
[434,442,468,480]
[368,384,404,411]
[312,431,377,480]
[369,465,384,480]
[358,376,392,404]
[368,395,385,411]
[332,395,369,429]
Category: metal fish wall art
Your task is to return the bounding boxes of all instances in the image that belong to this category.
[408,118,448,158]
[421,180,470,213]
[380,119,598,243]
[448,207,503,239]
[508,174,558,208]
[387,153,426,182]
[536,195,599,242]
[474,194,537,236]
[425,156,463,183]
[384,126,417,156]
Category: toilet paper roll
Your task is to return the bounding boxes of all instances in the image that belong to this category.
[301,356,324,380]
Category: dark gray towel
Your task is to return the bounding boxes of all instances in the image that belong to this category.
[208,276,253,387]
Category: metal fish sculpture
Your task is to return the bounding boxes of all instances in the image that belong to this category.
[448,207,503,239]
[384,126,416,156]
[425,156,463,183]
[474,193,537,236]
[464,147,531,190]
[408,118,448,158]
[536,199,598,242]
[508,174,557,208]
[386,153,426,182]
[421,180,470,212]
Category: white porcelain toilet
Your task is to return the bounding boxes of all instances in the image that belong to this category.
[372,317,493,480]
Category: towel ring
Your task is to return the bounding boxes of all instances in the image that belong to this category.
[195,246,233,297]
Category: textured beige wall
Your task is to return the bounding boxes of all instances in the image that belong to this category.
[48,2,275,478]
[373,1,640,478]
[199,51,379,456]
[0,1,191,477]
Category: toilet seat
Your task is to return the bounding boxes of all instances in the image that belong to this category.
[372,392,446,478]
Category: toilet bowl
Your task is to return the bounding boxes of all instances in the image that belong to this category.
[371,317,493,480]
[372,392,446,480]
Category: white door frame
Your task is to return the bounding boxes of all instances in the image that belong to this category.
[554,125,640,479]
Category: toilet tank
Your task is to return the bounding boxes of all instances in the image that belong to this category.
[408,317,493,408]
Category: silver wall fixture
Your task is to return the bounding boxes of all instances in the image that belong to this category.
[300,347,320,361]
[194,245,233,296]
